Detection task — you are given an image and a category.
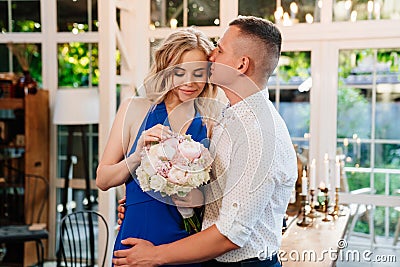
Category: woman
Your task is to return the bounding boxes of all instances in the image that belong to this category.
[96,28,218,266]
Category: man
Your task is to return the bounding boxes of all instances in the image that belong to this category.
[113,16,297,267]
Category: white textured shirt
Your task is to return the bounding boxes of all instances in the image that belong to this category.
[202,89,298,262]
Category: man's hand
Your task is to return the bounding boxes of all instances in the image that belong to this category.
[117,196,126,229]
[113,238,161,267]
[172,188,204,208]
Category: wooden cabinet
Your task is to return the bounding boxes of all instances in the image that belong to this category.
[0,90,49,266]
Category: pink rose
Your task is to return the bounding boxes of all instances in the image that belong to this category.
[178,140,201,161]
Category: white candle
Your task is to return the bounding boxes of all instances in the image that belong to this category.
[343,138,349,155]
[310,158,316,190]
[367,0,373,20]
[290,2,298,19]
[335,156,341,189]
[301,170,308,195]
[324,153,330,187]
[319,181,326,190]
[357,138,361,162]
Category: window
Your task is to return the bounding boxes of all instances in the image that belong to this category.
[239,0,321,24]
[57,0,98,32]
[333,0,400,22]
[337,47,400,237]
[269,51,311,148]
[151,0,220,28]
[0,0,41,32]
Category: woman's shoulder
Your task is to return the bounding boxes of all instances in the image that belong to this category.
[118,96,152,113]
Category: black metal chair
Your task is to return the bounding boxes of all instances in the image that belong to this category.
[58,210,109,267]
[0,172,49,267]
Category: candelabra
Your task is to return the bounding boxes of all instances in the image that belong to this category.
[297,195,312,227]
[307,189,320,218]
[319,186,331,222]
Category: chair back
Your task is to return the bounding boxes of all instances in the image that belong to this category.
[59,210,109,267]
[0,165,48,226]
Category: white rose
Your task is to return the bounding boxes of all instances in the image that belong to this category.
[149,174,167,192]
[136,166,151,191]
[186,172,202,187]
[141,155,157,176]
[164,183,178,196]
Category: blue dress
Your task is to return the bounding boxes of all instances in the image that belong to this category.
[113,101,207,267]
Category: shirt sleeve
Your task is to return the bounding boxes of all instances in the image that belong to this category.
[214,122,277,247]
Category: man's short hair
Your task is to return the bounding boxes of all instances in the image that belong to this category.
[229,16,282,77]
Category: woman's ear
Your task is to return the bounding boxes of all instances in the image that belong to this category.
[237,56,250,74]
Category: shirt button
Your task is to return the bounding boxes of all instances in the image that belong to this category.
[232,202,238,208]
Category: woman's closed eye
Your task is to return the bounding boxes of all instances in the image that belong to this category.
[174,68,185,77]
[193,69,206,78]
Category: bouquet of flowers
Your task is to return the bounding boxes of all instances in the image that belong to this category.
[135,133,212,233]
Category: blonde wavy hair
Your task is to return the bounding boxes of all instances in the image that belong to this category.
[144,27,220,130]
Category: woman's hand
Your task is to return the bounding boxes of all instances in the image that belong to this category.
[117,196,126,229]
[125,124,173,172]
[172,188,204,208]
[135,124,173,153]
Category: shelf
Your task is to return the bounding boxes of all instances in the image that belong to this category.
[0,98,24,110]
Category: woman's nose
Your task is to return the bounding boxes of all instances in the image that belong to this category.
[209,49,217,62]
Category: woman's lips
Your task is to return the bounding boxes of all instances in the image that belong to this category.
[179,88,197,95]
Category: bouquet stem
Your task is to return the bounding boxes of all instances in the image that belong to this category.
[183,213,201,233]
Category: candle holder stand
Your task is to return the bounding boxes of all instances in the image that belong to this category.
[329,187,344,217]
[319,187,331,222]
[307,189,320,218]
[297,195,312,227]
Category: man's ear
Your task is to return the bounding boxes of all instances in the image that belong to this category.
[237,56,250,74]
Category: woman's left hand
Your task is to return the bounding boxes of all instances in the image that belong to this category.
[172,188,204,208]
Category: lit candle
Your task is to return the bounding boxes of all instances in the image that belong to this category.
[367,0,373,20]
[335,156,341,189]
[310,158,316,190]
[319,181,326,190]
[343,138,349,155]
[274,6,284,24]
[290,2,298,20]
[301,170,308,195]
[324,153,330,188]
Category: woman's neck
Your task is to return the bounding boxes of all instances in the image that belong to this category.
[164,94,196,134]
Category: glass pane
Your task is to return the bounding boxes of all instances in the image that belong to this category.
[0,44,10,72]
[345,171,370,191]
[11,0,41,32]
[375,49,400,140]
[338,49,373,141]
[268,51,311,146]
[375,143,400,169]
[57,0,98,32]
[333,0,400,22]
[239,0,320,24]
[58,43,99,87]
[56,125,98,180]
[151,0,184,28]
[188,0,219,26]
[3,43,42,86]
[0,1,7,32]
